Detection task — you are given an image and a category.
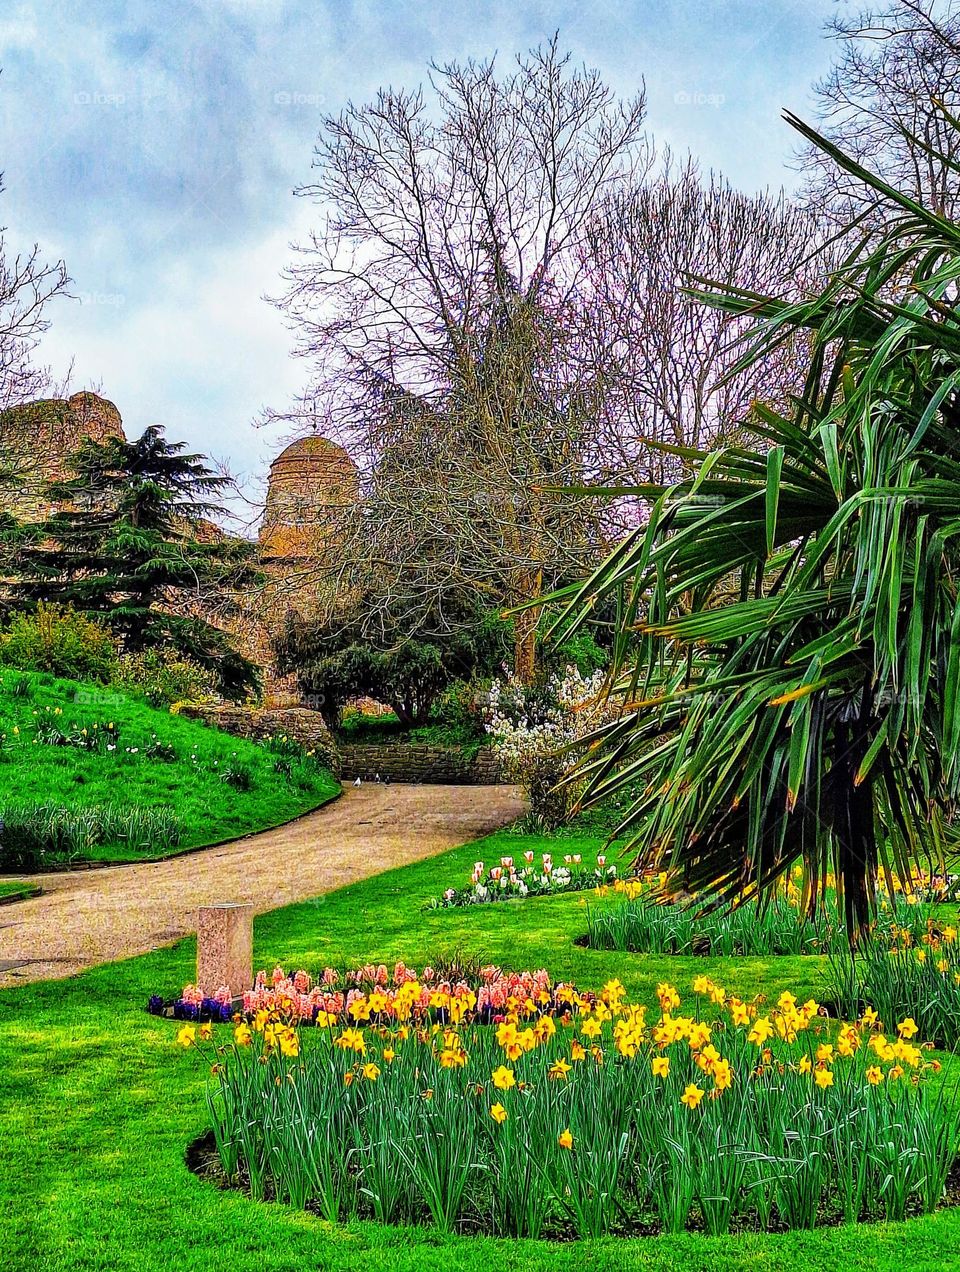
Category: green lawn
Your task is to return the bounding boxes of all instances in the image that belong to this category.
[2,826,959,1271]
[0,668,340,863]
[0,880,40,902]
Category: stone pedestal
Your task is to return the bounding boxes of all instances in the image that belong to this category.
[197,903,253,997]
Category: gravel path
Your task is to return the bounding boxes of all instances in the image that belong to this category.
[0,784,524,987]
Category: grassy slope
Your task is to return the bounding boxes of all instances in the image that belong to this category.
[2,827,959,1272]
[0,669,340,862]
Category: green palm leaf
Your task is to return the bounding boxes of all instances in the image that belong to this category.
[553,108,960,936]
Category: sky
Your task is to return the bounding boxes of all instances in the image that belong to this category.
[0,0,842,524]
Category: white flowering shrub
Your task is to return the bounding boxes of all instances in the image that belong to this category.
[484,665,617,827]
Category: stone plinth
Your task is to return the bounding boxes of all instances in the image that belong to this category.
[197,903,253,997]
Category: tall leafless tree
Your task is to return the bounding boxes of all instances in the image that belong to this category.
[579,160,825,497]
[800,1,960,226]
[274,38,649,678]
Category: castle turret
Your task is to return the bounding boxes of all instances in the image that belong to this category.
[0,391,125,518]
[259,435,359,565]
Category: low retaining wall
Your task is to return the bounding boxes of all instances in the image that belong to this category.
[338,743,502,785]
[177,705,335,755]
[175,707,503,785]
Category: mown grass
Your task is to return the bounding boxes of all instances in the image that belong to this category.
[2,826,960,1271]
[0,668,339,863]
[0,880,39,902]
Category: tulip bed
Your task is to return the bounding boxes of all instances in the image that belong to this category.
[428,848,618,908]
[180,971,959,1239]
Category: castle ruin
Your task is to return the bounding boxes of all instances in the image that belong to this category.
[0,392,357,702]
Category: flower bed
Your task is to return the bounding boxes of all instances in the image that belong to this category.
[176,973,960,1239]
[427,849,620,908]
[584,874,941,957]
[150,961,584,1024]
[827,919,960,1047]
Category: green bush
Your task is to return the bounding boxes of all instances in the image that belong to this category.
[0,603,118,682]
[112,648,218,709]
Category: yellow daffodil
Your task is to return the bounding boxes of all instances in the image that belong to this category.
[558,1128,574,1150]
[814,1067,834,1089]
[335,1027,366,1055]
[492,1065,516,1091]
[176,1024,196,1048]
[490,1103,508,1124]
[748,1017,773,1046]
[651,1055,670,1079]
[680,1082,704,1110]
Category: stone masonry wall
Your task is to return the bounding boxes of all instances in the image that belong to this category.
[338,743,503,785]
[177,707,505,785]
[177,705,336,755]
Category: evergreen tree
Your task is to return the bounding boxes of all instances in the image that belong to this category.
[14,426,261,698]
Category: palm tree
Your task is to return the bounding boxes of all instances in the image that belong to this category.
[552,110,960,935]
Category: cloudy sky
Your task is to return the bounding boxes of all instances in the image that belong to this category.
[0,0,840,523]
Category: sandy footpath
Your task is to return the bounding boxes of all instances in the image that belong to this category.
[0,783,524,986]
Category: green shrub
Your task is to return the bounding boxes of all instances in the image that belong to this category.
[112,648,218,709]
[0,603,118,682]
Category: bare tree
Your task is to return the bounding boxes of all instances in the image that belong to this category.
[274,38,649,678]
[579,160,824,496]
[0,177,69,411]
[800,1,960,225]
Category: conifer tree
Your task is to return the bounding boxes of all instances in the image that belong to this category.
[15,426,260,698]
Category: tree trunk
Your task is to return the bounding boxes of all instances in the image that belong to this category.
[512,567,543,684]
